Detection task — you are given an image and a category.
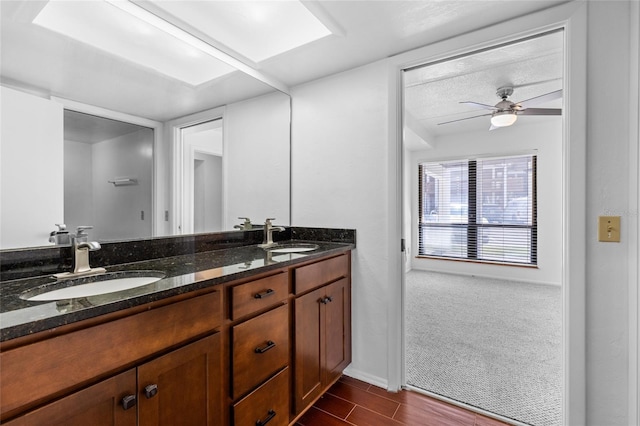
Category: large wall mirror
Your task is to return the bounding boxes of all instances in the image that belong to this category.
[0,1,291,250]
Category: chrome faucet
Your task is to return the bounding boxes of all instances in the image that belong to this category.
[49,223,71,245]
[53,226,106,280]
[234,217,253,231]
[72,239,103,274]
[258,218,285,248]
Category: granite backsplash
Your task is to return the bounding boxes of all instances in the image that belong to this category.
[0,227,356,282]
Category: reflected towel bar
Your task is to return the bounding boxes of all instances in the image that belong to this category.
[108,178,138,186]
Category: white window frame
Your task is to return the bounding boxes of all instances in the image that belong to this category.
[417,155,538,266]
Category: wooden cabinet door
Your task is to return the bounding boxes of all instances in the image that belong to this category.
[293,286,325,415]
[4,369,137,426]
[138,333,222,426]
[323,278,351,385]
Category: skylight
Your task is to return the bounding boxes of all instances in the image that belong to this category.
[149,1,333,63]
[32,0,238,86]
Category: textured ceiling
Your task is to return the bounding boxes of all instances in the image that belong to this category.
[403,30,564,144]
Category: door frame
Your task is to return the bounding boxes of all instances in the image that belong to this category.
[51,96,164,237]
[630,1,640,424]
[386,2,587,424]
[181,120,224,235]
[168,106,225,235]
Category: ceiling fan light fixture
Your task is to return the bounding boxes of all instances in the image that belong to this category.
[490,111,518,127]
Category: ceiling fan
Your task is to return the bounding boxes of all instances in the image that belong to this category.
[438,86,562,130]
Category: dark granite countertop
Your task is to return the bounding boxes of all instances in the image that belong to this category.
[0,240,354,342]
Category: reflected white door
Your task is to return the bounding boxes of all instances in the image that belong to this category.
[180,119,223,234]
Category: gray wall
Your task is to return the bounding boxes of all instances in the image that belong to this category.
[193,152,222,233]
[65,129,153,241]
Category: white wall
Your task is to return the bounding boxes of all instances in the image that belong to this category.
[92,129,153,241]
[585,2,634,424]
[291,1,637,423]
[291,60,391,385]
[0,86,63,249]
[408,120,563,285]
[225,91,290,227]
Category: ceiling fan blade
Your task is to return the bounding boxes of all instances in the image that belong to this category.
[437,113,493,125]
[517,89,563,108]
[460,101,497,110]
[518,108,562,116]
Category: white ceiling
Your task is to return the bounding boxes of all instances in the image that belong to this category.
[64,110,148,144]
[1,0,567,124]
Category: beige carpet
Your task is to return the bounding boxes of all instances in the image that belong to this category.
[405,270,562,426]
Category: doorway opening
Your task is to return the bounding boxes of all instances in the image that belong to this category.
[402,30,564,426]
[179,118,224,234]
[63,110,154,242]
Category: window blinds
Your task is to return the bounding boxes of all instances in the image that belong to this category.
[418,155,537,265]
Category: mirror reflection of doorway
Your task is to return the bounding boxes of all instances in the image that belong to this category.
[402,30,564,426]
[180,118,223,234]
[63,110,154,241]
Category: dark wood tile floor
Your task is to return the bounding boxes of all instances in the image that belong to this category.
[295,376,512,426]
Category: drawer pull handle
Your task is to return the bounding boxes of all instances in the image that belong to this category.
[254,289,275,299]
[320,296,333,304]
[256,409,276,426]
[144,384,158,399]
[254,340,276,353]
[121,394,137,410]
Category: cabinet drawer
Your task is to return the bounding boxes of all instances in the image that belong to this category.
[232,304,289,399]
[230,272,288,320]
[1,290,222,418]
[233,367,289,426]
[294,253,349,294]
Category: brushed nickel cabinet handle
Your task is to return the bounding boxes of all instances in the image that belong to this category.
[256,409,276,426]
[254,289,275,299]
[254,340,276,353]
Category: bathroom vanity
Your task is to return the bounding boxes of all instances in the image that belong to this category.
[0,228,354,425]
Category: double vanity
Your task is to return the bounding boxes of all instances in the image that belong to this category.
[0,227,355,425]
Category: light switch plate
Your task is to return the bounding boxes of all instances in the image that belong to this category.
[598,216,621,242]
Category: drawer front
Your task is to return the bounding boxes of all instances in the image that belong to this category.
[2,369,137,426]
[233,367,289,426]
[230,272,288,320]
[294,253,349,295]
[1,290,222,418]
[232,304,289,399]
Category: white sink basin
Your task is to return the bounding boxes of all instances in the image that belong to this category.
[266,243,319,253]
[23,271,165,302]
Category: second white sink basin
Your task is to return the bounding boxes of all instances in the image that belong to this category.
[266,243,319,253]
[23,271,165,302]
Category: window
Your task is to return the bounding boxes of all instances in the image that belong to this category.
[418,155,537,265]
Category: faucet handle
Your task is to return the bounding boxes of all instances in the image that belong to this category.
[265,218,275,225]
[54,223,67,231]
[75,226,94,242]
[76,226,93,236]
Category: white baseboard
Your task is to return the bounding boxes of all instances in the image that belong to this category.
[342,366,389,391]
